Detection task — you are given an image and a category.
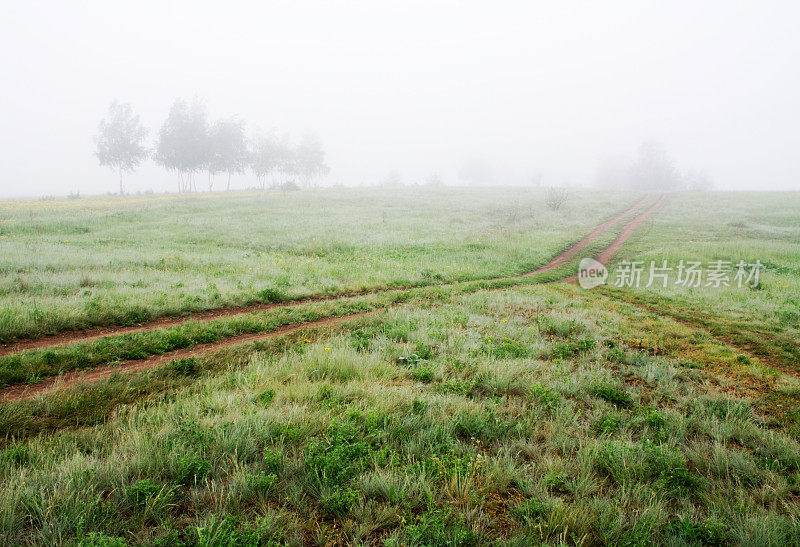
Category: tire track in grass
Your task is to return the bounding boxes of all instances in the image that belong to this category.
[0,312,372,403]
[0,195,654,357]
[524,194,652,275]
[559,194,667,283]
[0,195,668,403]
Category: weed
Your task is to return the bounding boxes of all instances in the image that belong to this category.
[511,497,550,523]
[530,383,560,411]
[320,485,360,518]
[169,357,198,376]
[406,509,476,546]
[263,448,284,475]
[593,382,634,409]
[257,287,287,303]
[175,454,212,486]
[246,472,277,493]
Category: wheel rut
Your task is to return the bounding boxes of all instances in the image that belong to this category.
[0,195,666,403]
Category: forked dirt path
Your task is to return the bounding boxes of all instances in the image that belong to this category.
[524,194,652,275]
[0,195,654,358]
[559,194,667,283]
[0,195,668,403]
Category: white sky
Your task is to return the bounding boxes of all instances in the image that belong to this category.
[1,0,799,196]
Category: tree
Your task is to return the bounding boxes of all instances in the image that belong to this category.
[94,101,148,195]
[274,135,297,186]
[380,170,403,187]
[683,169,713,191]
[424,172,444,187]
[250,132,281,190]
[155,98,209,192]
[594,156,629,189]
[458,157,495,185]
[627,140,680,191]
[207,118,248,191]
[294,132,329,187]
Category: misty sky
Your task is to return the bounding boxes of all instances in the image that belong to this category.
[1,1,798,197]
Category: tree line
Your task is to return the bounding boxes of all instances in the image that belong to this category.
[94,99,329,195]
[595,140,712,191]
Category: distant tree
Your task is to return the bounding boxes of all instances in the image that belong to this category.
[155,98,209,192]
[250,132,281,189]
[594,157,629,189]
[458,157,494,185]
[207,118,248,191]
[274,135,297,186]
[683,169,714,191]
[380,170,403,187]
[628,140,680,191]
[424,172,444,187]
[294,132,329,187]
[94,101,148,195]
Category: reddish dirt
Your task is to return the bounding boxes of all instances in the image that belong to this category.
[560,194,668,283]
[524,194,652,275]
[0,313,368,403]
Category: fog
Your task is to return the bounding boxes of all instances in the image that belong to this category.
[1,1,799,197]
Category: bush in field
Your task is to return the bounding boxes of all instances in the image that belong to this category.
[545,186,568,211]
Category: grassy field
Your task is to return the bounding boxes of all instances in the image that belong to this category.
[597,191,800,376]
[0,188,630,343]
[0,188,799,546]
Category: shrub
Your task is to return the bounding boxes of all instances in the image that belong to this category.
[127,479,164,507]
[665,517,729,545]
[263,448,284,474]
[406,509,476,546]
[411,366,435,382]
[320,485,360,518]
[545,187,568,211]
[256,388,275,406]
[398,353,423,367]
[453,411,510,442]
[489,338,532,359]
[543,471,570,493]
[349,328,372,351]
[593,413,623,436]
[175,454,212,485]
[246,471,277,493]
[305,421,371,487]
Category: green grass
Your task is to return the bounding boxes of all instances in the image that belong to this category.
[0,187,633,342]
[604,191,800,369]
[1,286,799,545]
[1,189,799,545]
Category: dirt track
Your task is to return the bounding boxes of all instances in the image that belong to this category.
[525,194,651,275]
[560,194,667,283]
[0,194,666,403]
[0,195,654,357]
[0,314,367,403]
